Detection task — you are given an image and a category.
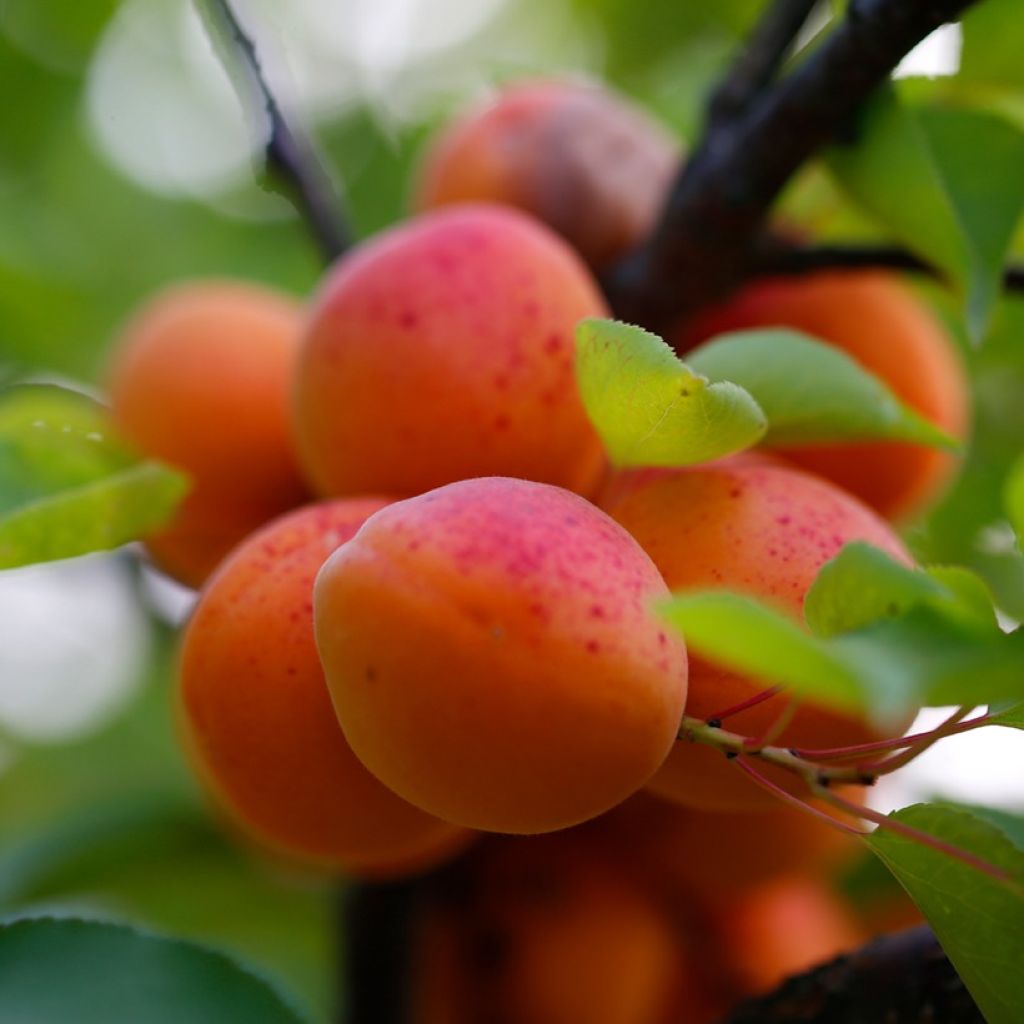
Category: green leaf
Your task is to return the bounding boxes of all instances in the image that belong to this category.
[989,700,1024,730]
[687,330,955,450]
[0,384,188,568]
[1006,455,1024,546]
[804,543,999,638]
[827,87,1024,341]
[661,594,1024,725]
[868,803,1024,1024]
[574,318,767,468]
[660,591,868,715]
[960,0,1024,92]
[0,918,307,1024]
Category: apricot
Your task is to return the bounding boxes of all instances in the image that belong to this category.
[599,459,912,812]
[414,80,679,270]
[314,477,688,834]
[179,498,471,877]
[293,204,609,500]
[713,875,865,996]
[106,280,309,587]
[412,833,708,1024]
[596,789,859,901]
[677,272,969,521]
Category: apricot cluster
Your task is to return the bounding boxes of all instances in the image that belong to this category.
[102,75,961,1017]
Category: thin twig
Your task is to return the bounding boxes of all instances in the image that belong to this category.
[751,241,1024,292]
[855,705,975,776]
[198,0,349,263]
[707,0,821,128]
[705,684,785,725]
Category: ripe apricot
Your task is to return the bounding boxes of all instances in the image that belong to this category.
[600,459,912,812]
[293,204,608,500]
[106,280,309,587]
[677,272,969,521]
[314,477,688,834]
[179,498,471,877]
[412,833,706,1024]
[713,875,865,996]
[414,80,679,270]
[596,790,859,901]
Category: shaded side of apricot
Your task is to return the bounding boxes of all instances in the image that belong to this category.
[600,460,912,811]
[713,875,866,997]
[106,280,310,586]
[596,790,860,901]
[294,204,609,500]
[412,832,709,1024]
[315,477,688,834]
[414,80,679,270]
[677,272,969,521]
[179,498,472,877]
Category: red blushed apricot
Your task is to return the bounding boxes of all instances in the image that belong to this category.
[412,833,708,1024]
[314,477,688,835]
[293,204,609,500]
[599,460,913,812]
[179,499,472,877]
[413,80,679,270]
[713,875,866,996]
[677,272,969,521]
[595,790,860,901]
[106,280,309,587]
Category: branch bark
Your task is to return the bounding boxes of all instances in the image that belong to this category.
[717,926,983,1023]
[198,0,349,264]
[751,240,1024,292]
[606,0,982,332]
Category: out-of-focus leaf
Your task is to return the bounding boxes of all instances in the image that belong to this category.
[868,803,1024,1024]
[1006,454,1024,546]
[661,593,1024,726]
[827,87,1024,341]
[575,318,767,467]
[989,699,1024,730]
[687,330,955,449]
[960,0,1024,92]
[0,384,187,567]
[804,543,999,638]
[0,918,307,1024]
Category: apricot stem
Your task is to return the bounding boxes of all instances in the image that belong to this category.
[704,685,785,725]
[816,786,1019,890]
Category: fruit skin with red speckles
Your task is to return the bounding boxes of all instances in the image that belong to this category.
[413,79,679,271]
[314,476,689,835]
[293,203,609,501]
[106,280,310,588]
[179,498,472,877]
[677,272,969,521]
[599,459,914,812]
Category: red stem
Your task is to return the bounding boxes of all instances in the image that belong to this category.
[733,757,870,837]
[821,788,1016,888]
[791,711,993,762]
[705,685,784,724]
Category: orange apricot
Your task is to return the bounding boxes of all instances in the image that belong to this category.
[106,280,309,587]
[293,204,609,500]
[314,477,688,834]
[713,875,865,996]
[677,272,969,521]
[414,79,679,270]
[596,790,859,901]
[412,833,704,1024]
[599,459,912,812]
[179,498,471,877]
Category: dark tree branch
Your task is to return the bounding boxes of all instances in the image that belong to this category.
[198,0,349,264]
[606,0,982,333]
[751,240,1024,292]
[717,926,983,1023]
[707,0,821,129]
[338,880,422,1024]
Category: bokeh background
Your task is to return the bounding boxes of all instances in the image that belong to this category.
[1,1,1023,1019]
